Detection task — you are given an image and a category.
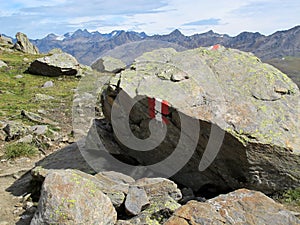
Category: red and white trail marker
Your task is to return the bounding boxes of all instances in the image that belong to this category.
[148,97,170,124]
[209,44,220,51]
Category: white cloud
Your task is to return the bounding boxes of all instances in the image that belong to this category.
[0,0,298,38]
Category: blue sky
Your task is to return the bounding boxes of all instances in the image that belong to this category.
[0,0,299,39]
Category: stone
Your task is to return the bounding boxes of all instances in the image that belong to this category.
[21,110,57,126]
[0,60,7,68]
[135,178,182,201]
[3,121,27,141]
[30,169,117,225]
[91,56,126,73]
[165,189,300,225]
[30,125,48,135]
[42,81,54,88]
[28,53,80,76]
[94,171,135,208]
[16,134,33,143]
[13,32,39,54]
[14,75,23,79]
[33,94,54,101]
[0,34,13,49]
[125,186,149,216]
[101,46,300,194]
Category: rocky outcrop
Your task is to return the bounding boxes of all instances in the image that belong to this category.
[13,32,39,54]
[91,56,126,73]
[0,34,13,49]
[165,189,300,225]
[28,53,80,76]
[30,169,117,225]
[101,46,300,194]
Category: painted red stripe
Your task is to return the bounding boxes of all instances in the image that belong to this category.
[162,100,170,124]
[212,44,220,50]
[148,97,155,119]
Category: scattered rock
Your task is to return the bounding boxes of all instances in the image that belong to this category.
[102,46,300,194]
[30,169,117,225]
[91,56,126,73]
[125,186,149,216]
[16,134,33,144]
[28,53,80,76]
[21,110,57,126]
[165,189,300,225]
[0,60,7,68]
[42,81,54,88]
[3,121,27,141]
[14,75,23,79]
[33,93,54,101]
[0,34,13,49]
[13,32,39,54]
[29,125,48,135]
[135,178,182,201]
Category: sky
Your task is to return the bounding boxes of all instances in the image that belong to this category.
[0,0,299,39]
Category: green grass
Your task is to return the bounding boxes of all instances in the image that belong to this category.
[282,188,300,206]
[0,51,79,128]
[4,142,39,159]
[265,56,300,88]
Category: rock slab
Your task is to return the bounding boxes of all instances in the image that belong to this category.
[28,53,80,76]
[165,189,300,225]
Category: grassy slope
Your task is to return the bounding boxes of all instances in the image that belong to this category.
[265,56,300,88]
[0,51,79,133]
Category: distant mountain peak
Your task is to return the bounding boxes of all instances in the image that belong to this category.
[170,29,184,36]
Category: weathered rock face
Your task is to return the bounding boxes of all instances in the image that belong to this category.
[28,53,80,76]
[101,46,300,194]
[0,34,13,49]
[30,169,117,225]
[91,56,126,73]
[14,32,39,54]
[165,189,300,225]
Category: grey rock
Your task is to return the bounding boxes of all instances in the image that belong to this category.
[28,53,80,76]
[14,75,23,79]
[91,56,126,73]
[16,134,33,143]
[165,189,300,225]
[125,186,149,216]
[48,48,63,54]
[42,81,54,88]
[30,169,117,225]
[33,94,54,101]
[135,178,182,201]
[21,110,57,125]
[0,60,7,68]
[102,46,300,194]
[3,121,27,140]
[30,125,48,135]
[13,32,39,54]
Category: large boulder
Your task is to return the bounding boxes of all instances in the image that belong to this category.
[30,169,117,225]
[101,46,300,194]
[28,53,80,76]
[14,32,39,54]
[165,189,300,225]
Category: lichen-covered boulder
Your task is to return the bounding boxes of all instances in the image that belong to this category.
[165,189,300,225]
[91,56,126,73]
[28,53,80,76]
[30,169,117,225]
[101,46,300,194]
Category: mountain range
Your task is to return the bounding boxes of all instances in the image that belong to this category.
[30,26,300,66]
